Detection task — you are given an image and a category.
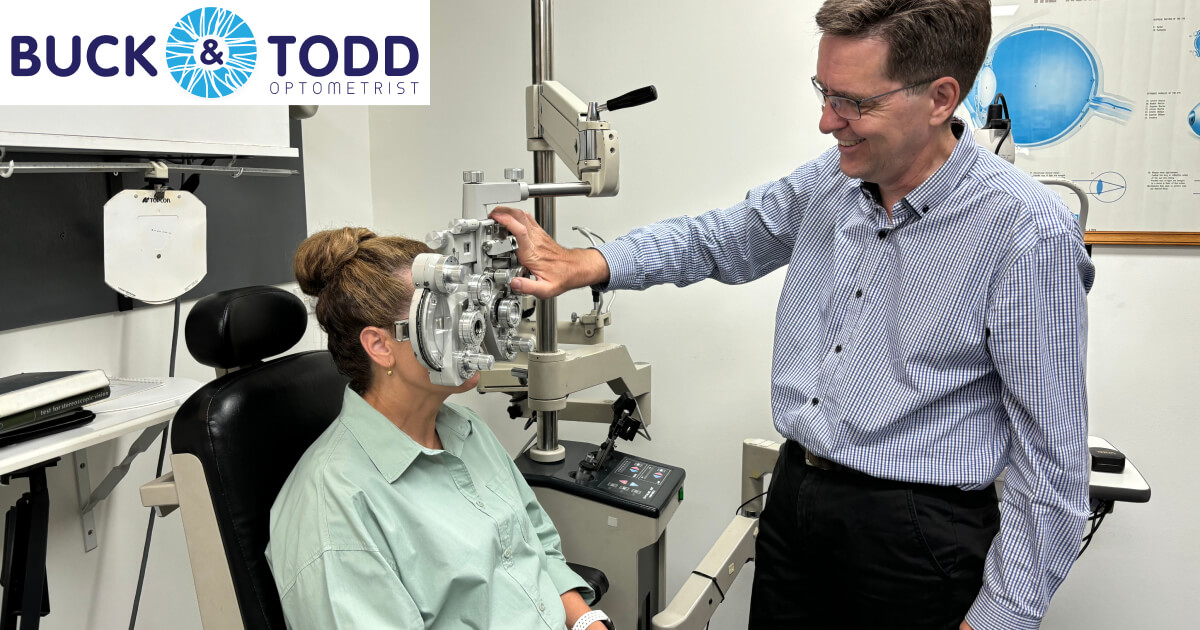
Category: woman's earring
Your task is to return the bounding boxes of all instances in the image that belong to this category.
[387,369,393,376]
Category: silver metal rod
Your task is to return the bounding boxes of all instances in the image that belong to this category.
[532,0,560,455]
[536,411,559,452]
[0,162,297,177]
[534,154,558,353]
[527,182,592,197]
[531,0,553,85]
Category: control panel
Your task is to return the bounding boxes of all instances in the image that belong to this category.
[518,440,685,518]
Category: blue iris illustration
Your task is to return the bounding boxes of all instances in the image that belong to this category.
[1189,104,1200,138]
[165,8,257,98]
[966,25,1133,147]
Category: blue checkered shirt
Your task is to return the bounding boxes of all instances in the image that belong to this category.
[596,127,1093,630]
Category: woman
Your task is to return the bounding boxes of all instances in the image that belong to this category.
[266,228,610,630]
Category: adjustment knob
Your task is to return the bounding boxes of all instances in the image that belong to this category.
[490,269,513,287]
[425,230,448,250]
[463,170,484,184]
[504,167,524,181]
[441,263,466,286]
[507,336,535,354]
[467,275,495,305]
[497,299,522,328]
[461,352,495,376]
[458,310,486,346]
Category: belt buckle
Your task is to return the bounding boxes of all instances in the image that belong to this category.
[804,451,835,471]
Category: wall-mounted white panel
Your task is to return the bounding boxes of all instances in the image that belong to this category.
[0,106,297,157]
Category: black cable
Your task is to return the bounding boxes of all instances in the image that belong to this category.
[735,491,768,516]
[994,127,1011,156]
[1077,500,1114,559]
[128,297,181,629]
[691,569,726,601]
[991,94,1011,156]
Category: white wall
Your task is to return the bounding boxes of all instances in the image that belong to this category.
[0,105,371,630]
[364,1,1197,629]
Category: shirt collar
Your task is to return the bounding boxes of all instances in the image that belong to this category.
[858,118,978,222]
[337,387,475,483]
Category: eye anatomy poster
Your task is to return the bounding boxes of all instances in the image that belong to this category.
[964,0,1199,233]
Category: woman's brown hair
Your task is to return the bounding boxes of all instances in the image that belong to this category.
[294,227,431,394]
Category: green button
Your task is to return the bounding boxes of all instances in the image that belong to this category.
[678,488,684,501]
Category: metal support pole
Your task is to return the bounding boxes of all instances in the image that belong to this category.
[530,0,563,461]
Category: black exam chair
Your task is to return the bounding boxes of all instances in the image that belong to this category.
[140,285,606,630]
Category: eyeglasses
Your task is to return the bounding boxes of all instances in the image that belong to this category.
[811,76,936,120]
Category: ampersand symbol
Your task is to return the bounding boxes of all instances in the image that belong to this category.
[200,39,224,65]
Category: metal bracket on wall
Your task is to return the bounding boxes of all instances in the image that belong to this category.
[72,422,170,552]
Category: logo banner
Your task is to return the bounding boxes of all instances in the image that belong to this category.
[0,2,429,104]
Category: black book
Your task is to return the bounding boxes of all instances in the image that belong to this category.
[0,371,110,436]
[0,387,110,436]
[0,408,95,447]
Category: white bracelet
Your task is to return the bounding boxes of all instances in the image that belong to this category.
[572,609,611,630]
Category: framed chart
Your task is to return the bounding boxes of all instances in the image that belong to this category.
[968,1,1200,245]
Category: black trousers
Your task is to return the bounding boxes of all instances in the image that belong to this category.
[748,440,1000,629]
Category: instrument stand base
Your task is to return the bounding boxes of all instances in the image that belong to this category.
[527,445,566,463]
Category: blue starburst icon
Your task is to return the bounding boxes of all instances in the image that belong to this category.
[166,8,257,98]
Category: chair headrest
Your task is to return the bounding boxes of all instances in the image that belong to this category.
[185,286,308,370]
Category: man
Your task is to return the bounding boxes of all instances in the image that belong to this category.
[491,0,1093,628]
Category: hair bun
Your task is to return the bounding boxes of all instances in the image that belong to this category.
[294,227,377,296]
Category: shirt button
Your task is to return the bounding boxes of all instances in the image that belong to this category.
[811,398,819,406]
[834,345,842,353]
[877,229,888,239]
[855,289,863,299]
[503,549,512,559]
[476,500,484,508]
[538,603,545,612]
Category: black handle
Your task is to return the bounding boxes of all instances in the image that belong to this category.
[605,85,658,112]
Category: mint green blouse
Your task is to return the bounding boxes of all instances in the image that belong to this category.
[265,388,590,629]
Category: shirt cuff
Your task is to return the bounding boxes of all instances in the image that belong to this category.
[546,559,595,605]
[965,588,1042,630]
[594,240,640,291]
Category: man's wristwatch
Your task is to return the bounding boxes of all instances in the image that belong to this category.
[572,610,615,630]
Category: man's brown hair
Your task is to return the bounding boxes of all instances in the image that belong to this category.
[294,227,432,394]
[815,0,991,105]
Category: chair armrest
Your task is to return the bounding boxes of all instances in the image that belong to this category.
[567,562,609,605]
[140,471,179,517]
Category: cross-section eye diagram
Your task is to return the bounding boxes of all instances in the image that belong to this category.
[966,25,1134,148]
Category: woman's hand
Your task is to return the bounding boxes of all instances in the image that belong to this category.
[560,589,606,629]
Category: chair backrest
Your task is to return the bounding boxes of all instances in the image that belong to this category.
[171,286,347,630]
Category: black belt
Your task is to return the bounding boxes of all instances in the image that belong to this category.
[786,440,998,503]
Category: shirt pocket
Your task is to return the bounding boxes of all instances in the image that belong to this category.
[485,473,532,545]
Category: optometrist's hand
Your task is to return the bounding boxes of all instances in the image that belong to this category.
[960,621,973,630]
[489,206,610,299]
